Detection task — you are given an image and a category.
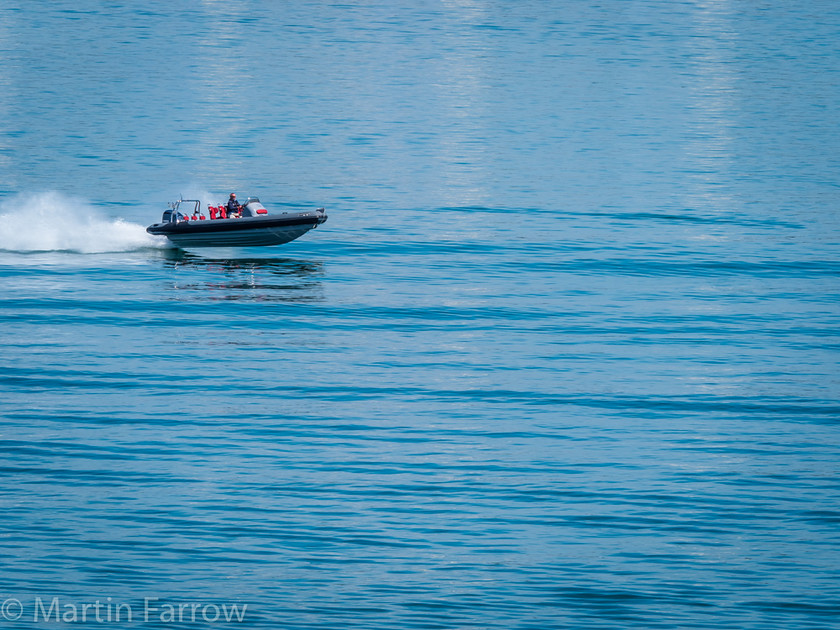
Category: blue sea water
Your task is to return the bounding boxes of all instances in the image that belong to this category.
[1,1,839,628]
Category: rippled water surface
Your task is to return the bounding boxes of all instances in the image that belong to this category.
[1,2,839,628]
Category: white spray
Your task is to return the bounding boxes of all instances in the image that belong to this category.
[0,192,164,253]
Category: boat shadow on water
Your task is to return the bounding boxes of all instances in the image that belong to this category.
[157,249,326,303]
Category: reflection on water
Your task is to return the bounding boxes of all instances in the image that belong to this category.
[158,249,325,303]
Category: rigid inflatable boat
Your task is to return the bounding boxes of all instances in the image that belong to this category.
[146,197,327,248]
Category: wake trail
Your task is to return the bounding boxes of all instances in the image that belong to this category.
[0,192,166,253]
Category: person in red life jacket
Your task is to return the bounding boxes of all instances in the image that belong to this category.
[226,193,242,218]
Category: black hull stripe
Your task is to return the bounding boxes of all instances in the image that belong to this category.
[147,216,321,236]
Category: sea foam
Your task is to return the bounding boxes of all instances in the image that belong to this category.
[0,192,163,253]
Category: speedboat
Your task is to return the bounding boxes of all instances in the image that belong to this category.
[146,197,327,247]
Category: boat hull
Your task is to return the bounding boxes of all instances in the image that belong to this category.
[146,211,327,248]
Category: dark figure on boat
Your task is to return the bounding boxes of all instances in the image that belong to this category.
[226,193,242,218]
